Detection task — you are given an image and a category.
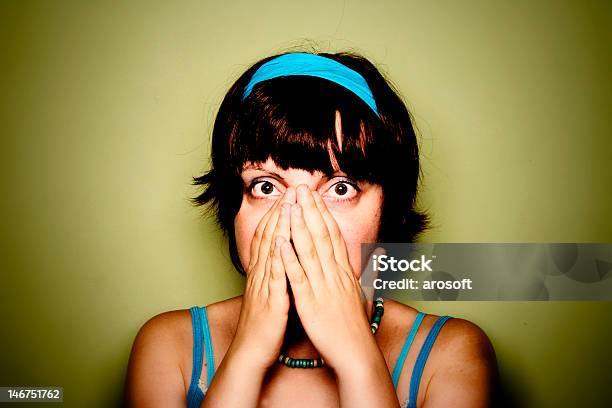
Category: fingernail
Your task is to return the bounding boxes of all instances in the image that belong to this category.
[297,184,309,197]
[292,203,302,216]
[281,203,289,215]
[284,187,295,202]
[275,236,285,247]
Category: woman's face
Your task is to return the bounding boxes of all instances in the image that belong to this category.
[234,157,383,279]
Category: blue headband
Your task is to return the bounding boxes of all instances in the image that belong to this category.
[242,53,380,118]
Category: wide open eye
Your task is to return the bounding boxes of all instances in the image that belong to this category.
[248,179,282,199]
[322,179,360,202]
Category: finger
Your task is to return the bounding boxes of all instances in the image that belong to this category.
[282,186,297,206]
[295,185,336,273]
[251,187,298,287]
[268,236,287,297]
[253,186,295,270]
[260,238,274,296]
[270,187,295,243]
[256,202,283,272]
[249,197,284,270]
[258,187,297,260]
[280,239,313,299]
[311,190,351,271]
[290,202,325,285]
[273,202,291,243]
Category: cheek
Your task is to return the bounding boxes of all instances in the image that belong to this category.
[234,201,268,272]
[334,209,381,279]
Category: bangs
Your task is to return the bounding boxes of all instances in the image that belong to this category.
[227,76,387,182]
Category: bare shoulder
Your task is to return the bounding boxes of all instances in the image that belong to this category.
[205,295,243,334]
[377,298,421,338]
[423,315,498,407]
[374,298,421,361]
[124,309,193,407]
[381,299,495,362]
[377,299,497,407]
[136,309,193,342]
[124,297,243,407]
[379,298,419,324]
[135,295,242,348]
[433,317,496,360]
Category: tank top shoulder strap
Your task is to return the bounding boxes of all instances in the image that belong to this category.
[406,315,453,408]
[186,306,216,408]
[391,311,426,388]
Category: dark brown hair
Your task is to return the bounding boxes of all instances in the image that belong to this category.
[191,51,430,275]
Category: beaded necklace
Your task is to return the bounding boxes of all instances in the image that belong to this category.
[277,297,384,368]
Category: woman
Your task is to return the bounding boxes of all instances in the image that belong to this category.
[125,51,498,407]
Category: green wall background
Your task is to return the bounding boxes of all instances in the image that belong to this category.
[1,1,611,406]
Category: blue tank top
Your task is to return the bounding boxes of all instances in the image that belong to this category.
[186,305,452,408]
